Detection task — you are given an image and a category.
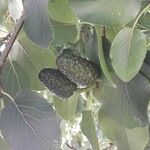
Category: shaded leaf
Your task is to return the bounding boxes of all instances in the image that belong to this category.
[139,12,150,30]
[110,27,147,82]
[49,0,76,24]
[69,0,141,26]
[95,25,115,87]
[141,51,150,82]
[52,21,78,47]
[24,0,53,47]
[80,110,99,150]
[0,90,61,150]
[141,63,150,83]
[101,74,150,128]
[53,94,79,121]
[81,24,100,66]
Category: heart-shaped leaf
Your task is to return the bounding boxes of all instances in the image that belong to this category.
[110,27,147,82]
[24,0,53,48]
[0,90,61,150]
[101,74,150,128]
[69,0,141,27]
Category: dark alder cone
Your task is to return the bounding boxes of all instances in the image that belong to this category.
[56,49,100,87]
[38,68,77,98]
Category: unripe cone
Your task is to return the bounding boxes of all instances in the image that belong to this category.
[38,68,77,98]
[56,49,100,87]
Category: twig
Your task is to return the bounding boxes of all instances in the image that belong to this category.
[102,26,106,38]
[0,12,25,74]
[65,142,77,150]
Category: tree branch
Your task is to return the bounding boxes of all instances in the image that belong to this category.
[0,12,25,74]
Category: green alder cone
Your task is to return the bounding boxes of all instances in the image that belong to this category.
[38,68,77,98]
[56,49,100,87]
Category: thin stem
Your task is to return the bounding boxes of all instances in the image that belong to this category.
[86,90,93,110]
[132,4,150,29]
[1,90,14,102]
[0,12,25,74]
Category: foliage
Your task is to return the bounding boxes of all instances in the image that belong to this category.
[0,1,150,150]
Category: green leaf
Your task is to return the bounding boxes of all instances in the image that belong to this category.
[126,127,149,150]
[144,126,150,150]
[52,21,78,47]
[99,107,149,150]
[101,74,150,128]
[0,136,9,150]
[95,25,115,87]
[69,0,141,27]
[110,27,147,82]
[81,24,100,66]
[53,94,79,121]
[80,110,99,150]
[49,0,76,24]
[141,51,150,82]
[18,36,56,90]
[1,39,56,97]
[1,60,31,97]
[7,0,23,21]
[0,90,61,150]
[24,0,53,48]
[99,107,122,141]
[0,0,7,23]
[98,107,130,150]
[139,12,150,29]
[141,63,150,82]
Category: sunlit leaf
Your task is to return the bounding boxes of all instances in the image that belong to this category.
[53,94,79,121]
[110,27,147,82]
[69,0,141,26]
[1,40,56,97]
[49,0,76,24]
[126,127,149,150]
[7,0,23,21]
[80,110,100,150]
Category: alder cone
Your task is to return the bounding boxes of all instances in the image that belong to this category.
[56,49,100,87]
[38,68,77,98]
